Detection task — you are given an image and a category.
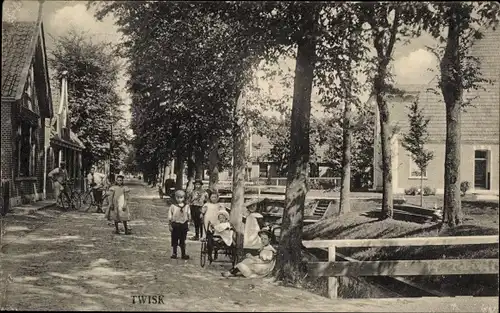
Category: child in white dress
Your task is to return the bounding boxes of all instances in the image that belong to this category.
[201,191,226,237]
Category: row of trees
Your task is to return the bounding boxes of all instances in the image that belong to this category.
[91,2,498,284]
[48,30,130,174]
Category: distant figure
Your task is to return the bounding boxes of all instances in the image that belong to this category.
[107,172,131,235]
[48,161,69,209]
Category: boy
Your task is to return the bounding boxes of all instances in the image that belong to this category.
[189,179,208,240]
[168,190,191,259]
[108,172,132,235]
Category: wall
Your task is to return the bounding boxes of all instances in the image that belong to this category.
[396,142,445,194]
[1,101,13,182]
[397,142,499,195]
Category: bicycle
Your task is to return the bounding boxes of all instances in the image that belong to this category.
[56,179,82,211]
[81,186,110,212]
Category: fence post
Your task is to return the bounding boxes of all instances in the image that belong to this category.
[328,245,338,299]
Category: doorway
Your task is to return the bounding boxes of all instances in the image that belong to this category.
[474,150,489,189]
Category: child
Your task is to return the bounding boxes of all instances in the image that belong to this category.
[201,191,227,238]
[222,229,276,278]
[168,190,191,260]
[189,179,208,240]
[210,210,234,246]
[107,173,132,235]
[207,210,233,262]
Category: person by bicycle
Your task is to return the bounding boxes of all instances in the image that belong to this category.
[87,166,107,213]
[48,161,69,209]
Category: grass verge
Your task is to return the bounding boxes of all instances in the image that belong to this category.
[302,199,499,298]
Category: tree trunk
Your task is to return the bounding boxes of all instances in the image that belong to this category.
[208,139,219,191]
[378,105,394,219]
[420,174,424,207]
[186,153,195,193]
[230,91,247,263]
[275,6,319,285]
[440,6,463,228]
[195,147,204,180]
[175,154,184,190]
[339,101,352,214]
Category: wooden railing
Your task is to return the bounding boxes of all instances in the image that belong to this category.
[216,177,341,188]
[302,235,499,299]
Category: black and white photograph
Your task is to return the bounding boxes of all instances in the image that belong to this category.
[0,1,498,311]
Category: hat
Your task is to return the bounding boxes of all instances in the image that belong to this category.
[117,171,125,178]
[217,210,230,220]
[194,179,203,185]
[174,189,186,198]
[258,228,273,238]
[60,161,66,165]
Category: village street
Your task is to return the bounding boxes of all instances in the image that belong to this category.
[0,180,497,312]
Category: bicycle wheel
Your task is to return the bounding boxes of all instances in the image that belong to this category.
[60,193,72,211]
[81,192,94,212]
[71,193,82,211]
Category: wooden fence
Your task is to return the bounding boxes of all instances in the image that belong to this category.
[302,235,499,299]
[216,177,341,187]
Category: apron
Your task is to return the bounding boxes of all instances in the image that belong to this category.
[107,185,131,222]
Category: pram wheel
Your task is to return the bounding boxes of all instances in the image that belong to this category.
[200,240,207,267]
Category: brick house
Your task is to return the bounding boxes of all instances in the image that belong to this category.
[373,27,500,196]
[1,19,53,206]
[44,72,85,199]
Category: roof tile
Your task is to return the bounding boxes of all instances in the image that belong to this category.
[390,28,500,143]
[1,21,38,99]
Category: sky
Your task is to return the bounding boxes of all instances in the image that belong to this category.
[4,1,441,123]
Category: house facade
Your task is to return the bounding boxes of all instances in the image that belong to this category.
[1,20,53,206]
[218,131,333,184]
[44,72,85,199]
[373,27,500,196]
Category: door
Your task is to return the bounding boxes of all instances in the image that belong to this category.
[474,150,488,189]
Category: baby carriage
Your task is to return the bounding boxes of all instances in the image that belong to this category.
[200,220,237,267]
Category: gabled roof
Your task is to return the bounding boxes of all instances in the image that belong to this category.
[387,27,500,144]
[1,21,39,99]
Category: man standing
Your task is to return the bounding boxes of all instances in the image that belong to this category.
[189,179,208,241]
[87,166,107,213]
[48,161,69,209]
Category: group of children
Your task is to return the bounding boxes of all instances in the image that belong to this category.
[167,179,233,260]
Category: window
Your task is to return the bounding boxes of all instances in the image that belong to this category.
[16,122,37,177]
[23,63,36,111]
[259,163,268,178]
[409,158,427,178]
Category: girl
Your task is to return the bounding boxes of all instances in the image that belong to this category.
[222,229,276,278]
[107,173,132,235]
[168,190,191,259]
[201,191,227,238]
